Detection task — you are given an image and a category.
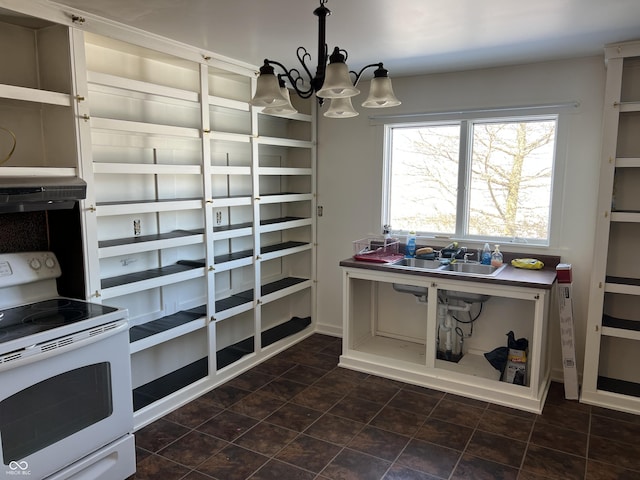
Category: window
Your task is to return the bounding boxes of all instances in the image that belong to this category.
[384,116,558,245]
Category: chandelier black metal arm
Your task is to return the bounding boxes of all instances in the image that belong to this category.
[262,58,315,99]
[295,46,315,88]
[351,63,385,88]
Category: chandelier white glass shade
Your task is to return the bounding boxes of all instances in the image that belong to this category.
[250,0,400,118]
[324,97,358,118]
[316,49,360,99]
[361,67,401,108]
[250,64,288,107]
[262,76,298,115]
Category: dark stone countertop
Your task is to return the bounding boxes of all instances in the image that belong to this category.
[340,252,559,290]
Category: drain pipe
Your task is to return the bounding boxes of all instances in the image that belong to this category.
[437,304,452,356]
[437,301,472,358]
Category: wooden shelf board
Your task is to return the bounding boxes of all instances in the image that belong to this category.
[101,263,205,299]
[616,157,640,168]
[130,306,207,353]
[88,71,199,102]
[96,198,203,216]
[94,162,201,175]
[0,84,71,106]
[611,211,640,223]
[98,230,204,258]
[597,376,640,398]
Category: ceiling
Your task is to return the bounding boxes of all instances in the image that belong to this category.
[50,0,640,77]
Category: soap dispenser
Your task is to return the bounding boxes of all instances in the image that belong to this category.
[491,244,503,267]
[481,243,491,265]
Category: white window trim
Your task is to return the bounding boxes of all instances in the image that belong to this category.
[381,104,575,249]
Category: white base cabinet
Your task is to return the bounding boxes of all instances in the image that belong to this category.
[341,267,552,413]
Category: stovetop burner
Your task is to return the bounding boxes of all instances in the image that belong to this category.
[0,298,119,345]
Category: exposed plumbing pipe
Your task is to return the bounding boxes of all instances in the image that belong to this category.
[437,304,452,356]
[437,301,471,359]
[446,302,472,313]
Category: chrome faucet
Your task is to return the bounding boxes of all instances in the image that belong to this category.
[453,246,467,259]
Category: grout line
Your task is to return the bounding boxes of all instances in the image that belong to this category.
[584,408,592,480]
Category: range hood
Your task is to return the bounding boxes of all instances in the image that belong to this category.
[0,176,87,213]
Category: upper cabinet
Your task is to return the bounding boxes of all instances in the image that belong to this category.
[0,15,77,172]
[583,41,640,413]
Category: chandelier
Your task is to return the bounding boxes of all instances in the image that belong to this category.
[250,0,401,118]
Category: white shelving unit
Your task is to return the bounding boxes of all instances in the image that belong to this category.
[72,31,316,428]
[582,41,640,413]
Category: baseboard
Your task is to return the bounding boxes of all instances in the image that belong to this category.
[312,328,579,392]
[551,366,582,385]
[314,322,342,337]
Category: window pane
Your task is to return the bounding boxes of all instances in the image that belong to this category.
[389,124,460,233]
[468,120,555,240]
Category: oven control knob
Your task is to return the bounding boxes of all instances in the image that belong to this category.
[29,258,42,270]
[45,257,56,269]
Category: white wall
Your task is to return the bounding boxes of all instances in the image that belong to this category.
[315,55,606,380]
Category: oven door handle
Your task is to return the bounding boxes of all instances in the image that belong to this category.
[0,320,128,372]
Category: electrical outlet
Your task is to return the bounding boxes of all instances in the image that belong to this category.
[133,219,141,236]
[215,210,222,225]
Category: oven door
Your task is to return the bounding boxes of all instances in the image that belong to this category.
[0,321,133,480]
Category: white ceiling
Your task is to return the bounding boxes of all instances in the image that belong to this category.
[50,0,640,77]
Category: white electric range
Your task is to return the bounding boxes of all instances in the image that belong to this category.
[0,251,135,480]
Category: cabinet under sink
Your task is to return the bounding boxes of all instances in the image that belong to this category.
[341,264,554,413]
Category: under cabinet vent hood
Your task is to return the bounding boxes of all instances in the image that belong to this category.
[0,176,87,213]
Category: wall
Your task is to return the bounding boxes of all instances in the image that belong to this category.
[0,212,49,252]
[0,208,85,298]
[315,55,606,380]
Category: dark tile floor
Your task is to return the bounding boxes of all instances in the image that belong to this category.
[132,334,640,479]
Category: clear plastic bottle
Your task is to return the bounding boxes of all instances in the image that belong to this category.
[491,244,503,267]
[481,243,491,265]
[405,231,417,258]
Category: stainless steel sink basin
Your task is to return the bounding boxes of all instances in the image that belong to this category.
[442,290,491,303]
[440,262,506,276]
[389,258,506,278]
[389,260,504,303]
[391,258,443,269]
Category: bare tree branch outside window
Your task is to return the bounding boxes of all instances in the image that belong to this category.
[388,118,556,241]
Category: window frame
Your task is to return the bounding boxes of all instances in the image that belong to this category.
[382,110,568,248]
